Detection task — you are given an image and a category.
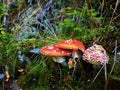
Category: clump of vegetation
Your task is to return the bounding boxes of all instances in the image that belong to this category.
[0,0,120,90]
[57,4,112,45]
[0,3,8,29]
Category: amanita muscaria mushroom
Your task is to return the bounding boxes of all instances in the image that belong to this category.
[57,39,86,59]
[83,44,109,82]
[83,44,109,65]
[40,45,72,66]
[57,39,86,68]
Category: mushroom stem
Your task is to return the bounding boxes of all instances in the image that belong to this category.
[72,65,77,77]
[52,57,67,66]
[72,50,80,60]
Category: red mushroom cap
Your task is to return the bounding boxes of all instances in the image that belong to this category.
[40,45,72,56]
[57,39,86,52]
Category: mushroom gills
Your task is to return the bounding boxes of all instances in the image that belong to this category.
[52,57,67,66]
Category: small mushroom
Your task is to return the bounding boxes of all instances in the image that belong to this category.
[83,44,109,83]
[57,39,85,59]
[40,45,72,66]
[57,39,86,68]
[83,44,109,65]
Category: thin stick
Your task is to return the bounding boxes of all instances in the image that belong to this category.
[58,64,62,83]
[109,0,120,26]
[90,64,105,86]
[104,40,117,90]
[104,64,107,81]
[104,63,108,90]
[110,40,117,75]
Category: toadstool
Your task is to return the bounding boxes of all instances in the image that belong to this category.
[83,44,109,83]
[57,39,85,59]
[83,44,109,65]
[57,39,86,68]
[40,45,72,66]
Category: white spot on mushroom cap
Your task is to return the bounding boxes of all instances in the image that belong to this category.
[66,39,73,43]
[62,51,65,54]
[47,46,54,49]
